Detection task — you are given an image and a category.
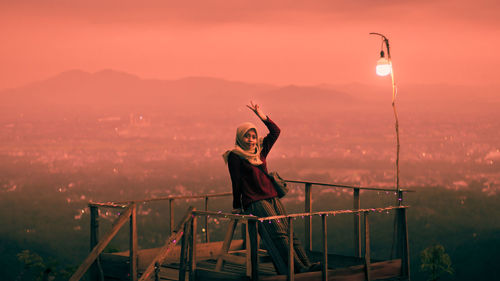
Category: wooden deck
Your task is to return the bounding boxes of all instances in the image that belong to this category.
[69,181,412,281]
[100,242,405,281]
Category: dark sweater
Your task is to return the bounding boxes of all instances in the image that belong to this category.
[228,118,281,209]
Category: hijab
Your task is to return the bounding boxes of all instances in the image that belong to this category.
[222,122,263,166]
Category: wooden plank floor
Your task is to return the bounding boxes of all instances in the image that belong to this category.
[101,247,403,281]
[259,260,402,281]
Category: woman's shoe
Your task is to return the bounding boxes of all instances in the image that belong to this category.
[307,262,323,272]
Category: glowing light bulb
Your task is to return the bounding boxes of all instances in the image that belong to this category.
[376,57,392,76]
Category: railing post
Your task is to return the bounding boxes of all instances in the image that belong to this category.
[248,219,259,281]
[353,188,361,258]
[90,205,104,281]
[188,215,197,281]
[304,183,312,252]
[204,196,209,243]
[245,220,251,277]
[364,211,371,281]
[322,214,328,281]
[287,217,294,281]
[169,199,175,235]
[129,203,138,281]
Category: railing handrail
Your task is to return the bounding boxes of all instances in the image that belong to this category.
[285,179,415,193]
[88,202,129,208]
[192,205,407,221]
[88,180,414,208]
[91,192,233,206]
[192,210,258,220]
[255,205,407,221]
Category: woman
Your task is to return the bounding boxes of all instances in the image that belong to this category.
[223,102,318,273]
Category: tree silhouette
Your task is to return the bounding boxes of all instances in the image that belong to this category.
[16,250,75,281]
[420,244,454,281]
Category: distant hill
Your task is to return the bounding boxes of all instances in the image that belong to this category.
[1,69,498,118]
[0,69,273,109]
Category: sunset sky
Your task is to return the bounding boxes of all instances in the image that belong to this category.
[1,0,499,90]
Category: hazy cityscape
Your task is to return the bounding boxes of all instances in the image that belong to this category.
[1,70,499,280]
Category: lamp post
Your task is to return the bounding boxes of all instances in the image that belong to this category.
[369,32,400,192]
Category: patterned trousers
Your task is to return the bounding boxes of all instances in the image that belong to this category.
[245,197,312,272]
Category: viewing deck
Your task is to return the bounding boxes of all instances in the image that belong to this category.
[69,180,413,281]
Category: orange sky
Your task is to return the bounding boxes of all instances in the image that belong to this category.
[1,0,499,90]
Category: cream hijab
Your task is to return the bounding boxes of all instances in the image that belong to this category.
[222,122,263,166]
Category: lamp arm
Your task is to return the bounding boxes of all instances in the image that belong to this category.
[369,32,391,60]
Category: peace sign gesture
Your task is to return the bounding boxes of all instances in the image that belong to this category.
[246,101,268,121]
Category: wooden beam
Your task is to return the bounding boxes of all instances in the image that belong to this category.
[304,183,312,252]
[70,205,133,281]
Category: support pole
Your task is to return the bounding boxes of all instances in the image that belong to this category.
[169,199,175,235]
[90,205,104,281]
[364,212,371,281]
[129,203,138,281]
[398,208,410,279]
[353,188,361,257]
[287,217,294,281]
[248,220,259,281]
[204,196,210,243]
[179,222,190,281]
[322,215,328,281]
[188,215,197,281]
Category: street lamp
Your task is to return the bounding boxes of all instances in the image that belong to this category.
[370,32,400,192]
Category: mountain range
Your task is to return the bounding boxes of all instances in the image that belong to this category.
[1,69,498,118]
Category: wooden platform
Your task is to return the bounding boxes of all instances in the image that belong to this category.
[100,241,404,281]
[70,185,411,281]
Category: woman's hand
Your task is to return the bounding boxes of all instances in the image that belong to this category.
[247,101,268,121]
